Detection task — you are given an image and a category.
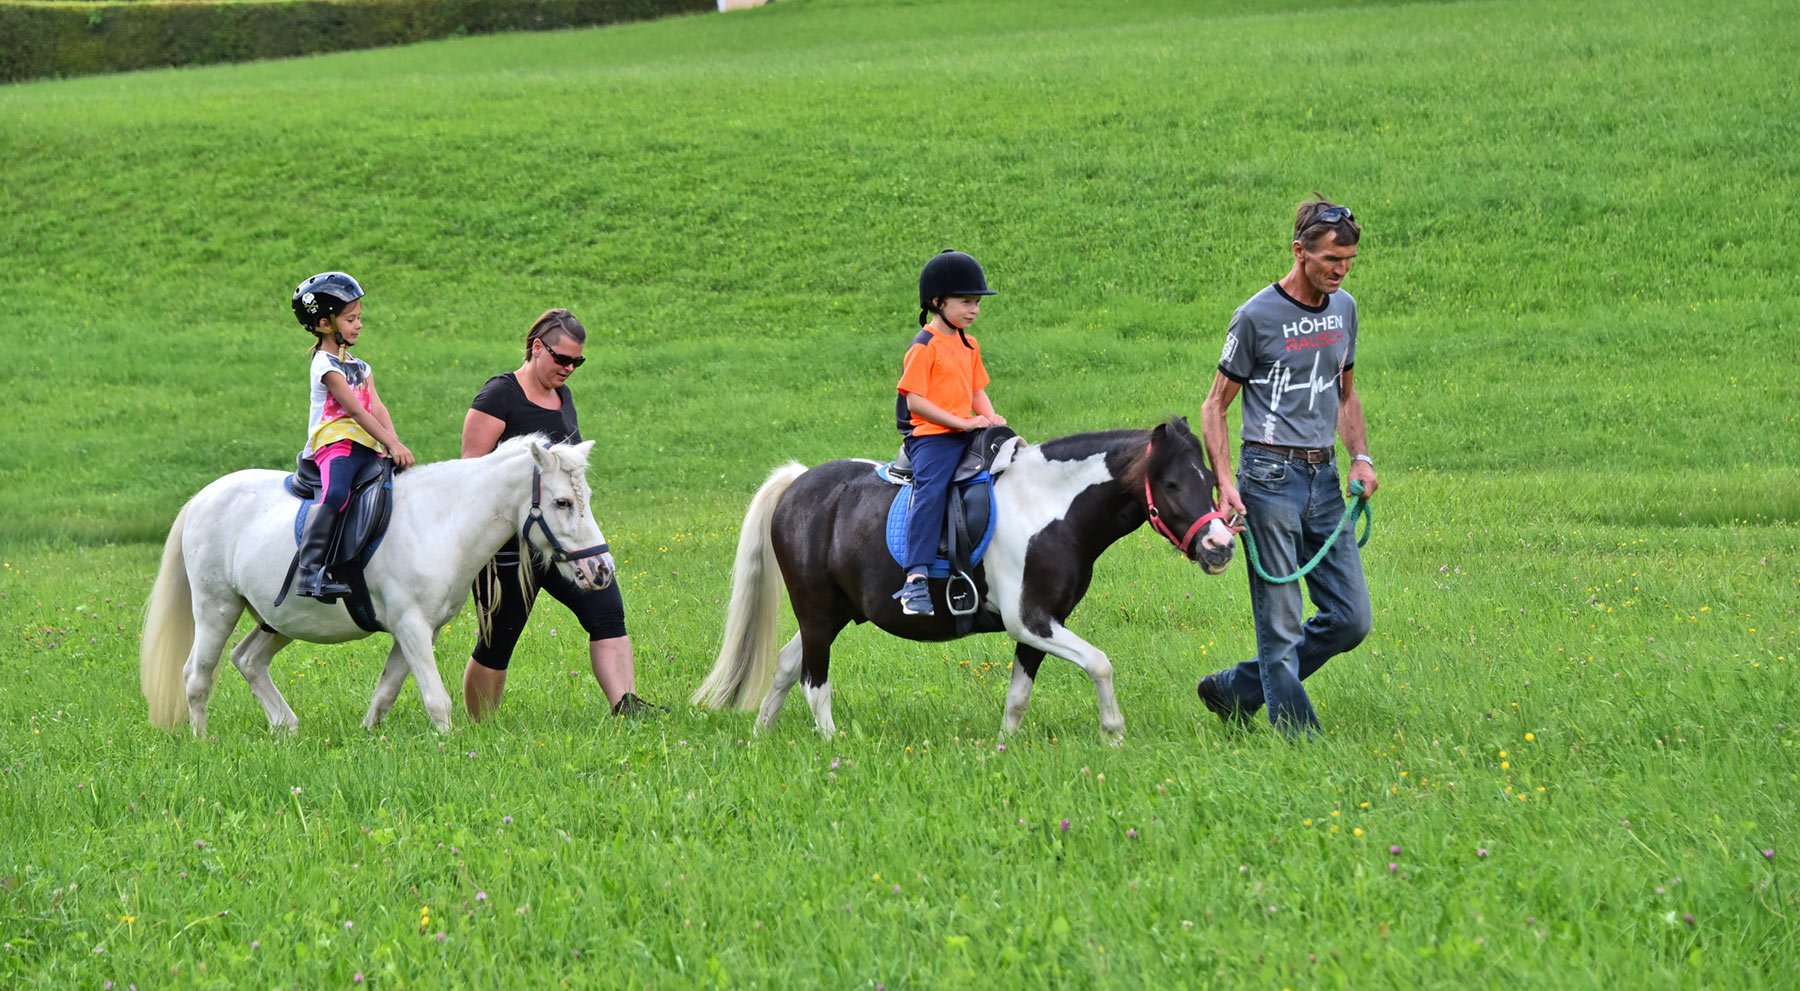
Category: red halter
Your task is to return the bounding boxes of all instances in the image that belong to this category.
[1143,440,1234,556]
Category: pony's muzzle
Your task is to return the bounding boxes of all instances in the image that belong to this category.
[1196,521,1235,574]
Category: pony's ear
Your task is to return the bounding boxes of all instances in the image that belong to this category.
[529,440,553,472]
[1170,415,1193,438]
[568,440,596,464]
[1151,420,1171,443]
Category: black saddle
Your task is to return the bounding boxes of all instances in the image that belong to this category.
[269,456,396,631]
[887,425,1019,485]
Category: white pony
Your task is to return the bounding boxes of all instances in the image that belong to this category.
[140,435,613,737]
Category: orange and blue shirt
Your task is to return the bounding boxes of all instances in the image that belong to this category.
[895,326,989,437]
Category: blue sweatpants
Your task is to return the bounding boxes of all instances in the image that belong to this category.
[902,431,974,575]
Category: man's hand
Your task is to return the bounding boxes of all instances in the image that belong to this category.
[1216,478,1246,522]
[1347,459,1377,497]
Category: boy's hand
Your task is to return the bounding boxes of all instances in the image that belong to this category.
[986,413,1008,427]
[966,415,993,430]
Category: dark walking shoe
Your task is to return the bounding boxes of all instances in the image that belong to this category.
[1197,674,1252,726]
[610,692,663,717]
[894,576,934,617]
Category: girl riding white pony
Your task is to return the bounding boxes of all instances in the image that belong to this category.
[140,436,612,737]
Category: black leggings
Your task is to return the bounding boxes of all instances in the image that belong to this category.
[469,543,628,670]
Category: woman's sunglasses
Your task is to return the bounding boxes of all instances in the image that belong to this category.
[541,342,586,369]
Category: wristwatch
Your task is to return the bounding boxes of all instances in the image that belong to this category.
[1351,454,1374,466]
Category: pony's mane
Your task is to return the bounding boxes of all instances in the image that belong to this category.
[1039,418,1196,492]
[395,433,588,484]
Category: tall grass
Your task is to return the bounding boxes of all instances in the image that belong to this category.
[1,0,1795,986]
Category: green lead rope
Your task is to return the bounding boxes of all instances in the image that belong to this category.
[1238,480,1372,584]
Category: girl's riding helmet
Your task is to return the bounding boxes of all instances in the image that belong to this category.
[918,250,997,310]
[292,271,365,330]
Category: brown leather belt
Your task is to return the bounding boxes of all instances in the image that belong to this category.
[1244,441,1333,464]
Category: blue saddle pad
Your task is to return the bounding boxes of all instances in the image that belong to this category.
[884,474,997,578]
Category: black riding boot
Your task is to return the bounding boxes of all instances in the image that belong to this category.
[295,501,352,603]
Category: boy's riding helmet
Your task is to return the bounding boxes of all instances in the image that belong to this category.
[918,250,997,311]
[292,271,365,330]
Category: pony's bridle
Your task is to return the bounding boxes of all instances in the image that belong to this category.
[1142,440,1234,557]
[522,462,611,572]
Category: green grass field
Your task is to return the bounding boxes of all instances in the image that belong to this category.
[2,0,1796,986]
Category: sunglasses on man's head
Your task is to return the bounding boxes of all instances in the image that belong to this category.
[1298,205,1356,237]
[542,342,586,369]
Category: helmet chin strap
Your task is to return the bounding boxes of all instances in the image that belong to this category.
[928,300,975,349]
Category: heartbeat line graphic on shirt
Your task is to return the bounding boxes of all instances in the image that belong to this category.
[1250,352,1336,414]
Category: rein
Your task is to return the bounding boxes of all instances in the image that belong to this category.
[1142,440,1233,555]
[1239,480,1373,584]
[521,461,610,566]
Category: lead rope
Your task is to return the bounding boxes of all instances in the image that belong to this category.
[1239,480,1372,584]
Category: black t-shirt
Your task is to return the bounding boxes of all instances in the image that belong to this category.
[469,373,581,445]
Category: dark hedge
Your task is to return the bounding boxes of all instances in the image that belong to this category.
[0,0,713,82]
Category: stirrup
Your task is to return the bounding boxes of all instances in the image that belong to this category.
[298,578,350,604]
[945,570,978,616]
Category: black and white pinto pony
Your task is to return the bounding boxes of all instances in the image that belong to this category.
[694,416,1235,743]
[140,436,613,736]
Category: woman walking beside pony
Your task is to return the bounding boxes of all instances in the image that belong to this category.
[459,308,658,719]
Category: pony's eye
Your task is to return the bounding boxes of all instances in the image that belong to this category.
[555,498,575,511]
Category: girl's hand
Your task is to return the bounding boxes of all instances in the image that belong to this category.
[389,442,416,469]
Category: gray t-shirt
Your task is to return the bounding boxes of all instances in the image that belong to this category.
[1217,283,1357,448]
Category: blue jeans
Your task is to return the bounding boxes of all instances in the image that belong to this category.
[902,431,974,575]
[1209,448,1372,736]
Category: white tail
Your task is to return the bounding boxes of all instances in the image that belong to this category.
[692,462,807,709]
[140,503,193,730]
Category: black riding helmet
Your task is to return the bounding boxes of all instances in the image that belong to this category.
[292,271,365,330]
[918,250,996,326]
